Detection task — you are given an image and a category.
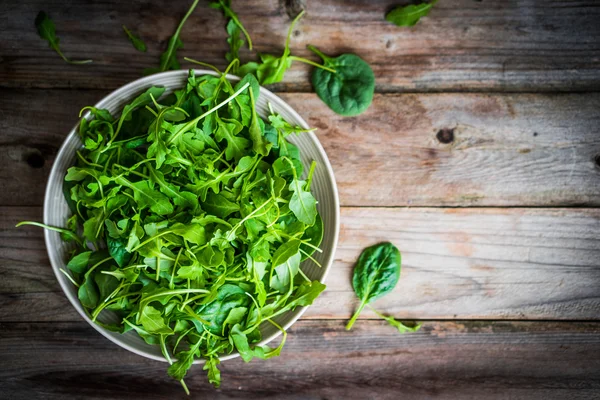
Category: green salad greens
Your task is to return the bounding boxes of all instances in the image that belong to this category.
[18,69,326,392]
[346,242,421,333]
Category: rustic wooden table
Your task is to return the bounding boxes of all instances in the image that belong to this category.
[1,1,600,398]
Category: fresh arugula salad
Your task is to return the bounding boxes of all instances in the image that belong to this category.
[19,69,326,392]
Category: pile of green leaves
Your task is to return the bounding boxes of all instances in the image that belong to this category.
[346,242,421,333]
[21,70,326,391]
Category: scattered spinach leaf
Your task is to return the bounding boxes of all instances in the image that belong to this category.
[308,45,375,116]
[346,242,415,333]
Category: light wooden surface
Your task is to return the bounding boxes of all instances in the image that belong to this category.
[1,0,600,399]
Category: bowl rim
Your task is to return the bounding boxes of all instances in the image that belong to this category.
[43,69,340,363]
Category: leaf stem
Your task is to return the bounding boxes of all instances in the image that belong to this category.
[160,0,200,72]
[184,57,222,74]
[289,56,336,73]
[345,298,367,330]
[15,221,82,246]
[166,82,249,146]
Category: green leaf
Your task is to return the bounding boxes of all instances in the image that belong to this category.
[271,239,301,267]
[139,305,174,335]
[35,11,92,64]
[283,280,326,310]
[289,178,317,225]
[270,251,301,293]
[145,0,200,74]
[116,87,166,138]
[386,0,438,27]
[170,222,207,245]
[346,243,402,330]
[122,25,147,52]
[308,46,375,116]
[196,284,250,335]
[201,192,240,218]
[214,117,250,161]
[381,314,422,333]
[78,275,99,309]
[67,251,92,274]
[168,340,201,380]
[300,213,323,260]
[203,356,221,388]
[118,177,174,215]
[106,236,132,268]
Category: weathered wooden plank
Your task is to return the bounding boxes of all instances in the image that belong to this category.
[3,206,600,321]
[2,90,600,207]
[1,0,599,91]
[0,320,599,399]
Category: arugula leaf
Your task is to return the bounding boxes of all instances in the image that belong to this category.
[35,11,92,65]
[386,0,438,27]
[139,305,174,334]
[370,306,422,333]
[210,0,253,53]
[289,177,317,225]
[122,25,147,52]
[145,0,200,75]
[202,192,240,218]
[308,45,375,116]
[203,357,221,388]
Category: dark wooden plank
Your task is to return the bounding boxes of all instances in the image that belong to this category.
[2,89,600,207]
[4,206,600,321]
[1,0,599,91]
[1,320,599,399]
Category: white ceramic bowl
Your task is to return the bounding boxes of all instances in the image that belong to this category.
[43,70,340,363]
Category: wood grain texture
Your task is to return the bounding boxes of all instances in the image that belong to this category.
[2,90,600,207]
[1,320,599,399]
[1,0,599,91]
[4,206,600,322]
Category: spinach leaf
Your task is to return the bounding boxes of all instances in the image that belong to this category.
[35,11,92,65]
[122,25,147,52]
[386,0,438,27]
[346,242,401,330]
[308,45,375,116]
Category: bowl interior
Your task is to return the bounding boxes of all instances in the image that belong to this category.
[43,69,340,363]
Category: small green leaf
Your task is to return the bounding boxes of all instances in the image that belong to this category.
[346,243,402,330]
[122,25,147,52]
[139,305,173,335]
[67,251,92,274]
[203,356,221,388]
[78,275,99,309]
[106,236,132,267]
[35,11,92,64]
[308,46,375,116]
[270,251,301,293]
[201,192,240,218]
[385,0,438,27]
[289,178,317,225]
